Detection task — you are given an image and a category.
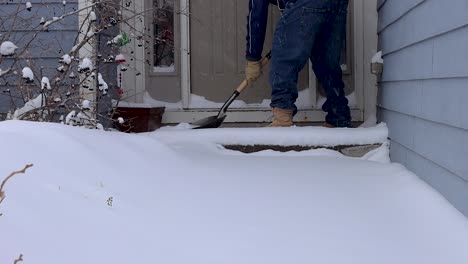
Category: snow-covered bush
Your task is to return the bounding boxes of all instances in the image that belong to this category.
[0,0,164,129]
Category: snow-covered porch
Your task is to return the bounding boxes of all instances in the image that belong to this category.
[1,121,468,264]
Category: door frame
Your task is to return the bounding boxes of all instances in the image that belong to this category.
[134,0,377,124]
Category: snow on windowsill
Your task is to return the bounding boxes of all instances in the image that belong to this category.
[153,64,175,73]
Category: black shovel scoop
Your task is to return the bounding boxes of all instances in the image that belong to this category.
[191,52,271,129]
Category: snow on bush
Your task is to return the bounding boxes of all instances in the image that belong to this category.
[12,94,45,119]
[0,41,18,56]
[60,54,72,65]
[90,11,97,21]
[41,77,52,90]
[78,58,93,73]
[22,67,34,83]
[98,73,108,94]
[26,2,32,11]
[82,100,91,110]
[0,0,172,130]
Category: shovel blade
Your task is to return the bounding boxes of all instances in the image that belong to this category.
[191,115,227,129]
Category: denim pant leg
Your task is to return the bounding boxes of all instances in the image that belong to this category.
[269,0,328,114]
[310,1,351,127]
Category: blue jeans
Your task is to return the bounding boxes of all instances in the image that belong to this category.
[270,0,351,127]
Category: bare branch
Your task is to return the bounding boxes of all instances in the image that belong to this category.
[13,254,23,264]
[0,164,34,206]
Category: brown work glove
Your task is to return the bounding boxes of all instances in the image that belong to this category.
[245,60,262,84]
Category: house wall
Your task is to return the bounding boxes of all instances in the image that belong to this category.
[377,0,468,216]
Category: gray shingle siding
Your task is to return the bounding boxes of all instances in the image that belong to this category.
[378,0,468,216]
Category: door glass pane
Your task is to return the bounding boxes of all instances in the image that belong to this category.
[153,0,175,72]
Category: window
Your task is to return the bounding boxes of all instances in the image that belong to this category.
[153,0,175,73]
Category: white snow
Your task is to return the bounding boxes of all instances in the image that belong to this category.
[40,17,45,24]
[117,117,124,124]
[86,31,95,38]
[295,87,314,109]
[22,67,34,82]
[56,65,65,72]
[98,73,108,94]
[360,141,391,163]
[142,88,351,110]
[142,94,178,109]
[63,1,67,5]
[70,45,78,53]
[65,111,76,125]
[1,121,468,264]
[89,11,97,21]
[0,41,18,56]
[96,123,104,130]
[313,91,358,109]
[60,54,72,64]
[41,77,51,90]
[154,64,175,73]
[12,95,45,119]
[157,123,389,147]
[82,100,90,110]
[78,58,93,72]
[75,112,86,125]
[26,2,32,10]
[43,21,52,28]
[115,54,125,62]
[190,93,269,109]
[372,51,384,64]
[110,34,123,45]
[360,113,378,128]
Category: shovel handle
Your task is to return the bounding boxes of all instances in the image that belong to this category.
[236,51,272,94]
[216,52,272,118]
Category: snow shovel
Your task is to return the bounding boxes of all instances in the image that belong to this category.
[191,51,272,129]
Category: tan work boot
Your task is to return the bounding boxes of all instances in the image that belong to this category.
[322,122,335,128]
[270,107,294,127]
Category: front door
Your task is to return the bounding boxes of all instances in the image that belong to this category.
[189,0,310,111]
[143,0,359,124]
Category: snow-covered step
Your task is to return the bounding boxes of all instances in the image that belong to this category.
[223,143,383,158]
[153,123,389,148]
